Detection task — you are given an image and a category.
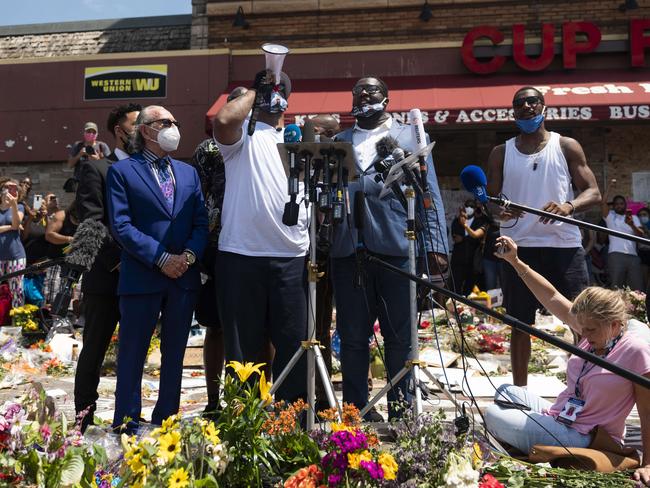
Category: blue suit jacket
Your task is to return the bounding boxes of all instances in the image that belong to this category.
[106,153,209,295]
[331,121,448,258]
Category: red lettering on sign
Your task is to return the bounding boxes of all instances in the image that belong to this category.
[461,26,506,75]
[630,19,650,67]
[512,24,555,71]
[563,22,601,68]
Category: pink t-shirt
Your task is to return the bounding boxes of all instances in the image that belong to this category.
[547,333,650,442]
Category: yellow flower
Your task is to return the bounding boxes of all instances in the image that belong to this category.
[203,421,220,445]
[378,452,398,480]
[348,452,361,470]
[127,452,147,475]
[471,442,483,469]
[159,415,179,434]
[259,371,272,405]
[227,361,264,382]
[331,422,356,433]
[157,431,182,463]
[168,467,190,488]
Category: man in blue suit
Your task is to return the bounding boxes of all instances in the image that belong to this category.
[107,105,208,432]
[331,77,449,420]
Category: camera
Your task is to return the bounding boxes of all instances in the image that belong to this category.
[85,145,95,155]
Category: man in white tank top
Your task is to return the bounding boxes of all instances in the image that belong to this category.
[487,87,601,387]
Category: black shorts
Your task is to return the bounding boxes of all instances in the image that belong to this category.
[194,246,221,329]
[502,247,588,325]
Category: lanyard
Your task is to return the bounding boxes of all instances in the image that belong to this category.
[574,333,623,398]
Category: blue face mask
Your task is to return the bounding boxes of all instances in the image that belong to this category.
[515,110,545,134]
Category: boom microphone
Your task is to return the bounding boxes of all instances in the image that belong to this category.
[460,165,489,203]
[65,219,108,272]
[51,219,108,317]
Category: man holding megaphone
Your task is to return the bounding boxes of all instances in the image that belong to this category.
[212,63,309,404]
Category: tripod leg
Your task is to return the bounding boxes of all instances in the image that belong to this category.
[360,365,411,419]
[269,346,305,396]
[313,345,341,416]
[412,363,423,415]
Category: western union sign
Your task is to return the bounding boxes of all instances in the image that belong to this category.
[84,65,167,100]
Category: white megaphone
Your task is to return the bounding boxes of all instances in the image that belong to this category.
[262,43,289,85]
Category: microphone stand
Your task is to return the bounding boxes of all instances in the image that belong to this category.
[272,142,358,429]
[365,255,650,391]
[489,195,650,246]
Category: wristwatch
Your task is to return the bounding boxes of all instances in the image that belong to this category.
[184,250,196,266]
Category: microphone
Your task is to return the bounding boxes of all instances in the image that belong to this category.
[52,219,108,316]
[409,108,431,208]
[302,117,316,143]
[282,124,302,226]
[460,165,489,204]
[373,136,399,173]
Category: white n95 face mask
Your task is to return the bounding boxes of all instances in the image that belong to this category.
[156,126,181,152]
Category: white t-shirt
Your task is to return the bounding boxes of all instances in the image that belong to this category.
[351,117,392,172]
[605,210,640,256]
[216,121,309,257]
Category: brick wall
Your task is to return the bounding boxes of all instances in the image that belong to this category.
[207,0,649,49]
[0,23,190,59]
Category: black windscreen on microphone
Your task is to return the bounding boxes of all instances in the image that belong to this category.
[302,117,316,143]
[375,136,399,159]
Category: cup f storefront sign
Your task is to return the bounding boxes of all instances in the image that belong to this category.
[462,19,650,74]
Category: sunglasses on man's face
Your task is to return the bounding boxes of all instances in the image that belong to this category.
[145,119,181,129]
[513,96,542,109]
[352,85,383,96]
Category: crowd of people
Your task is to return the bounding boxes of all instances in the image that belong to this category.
[0,74,648,484]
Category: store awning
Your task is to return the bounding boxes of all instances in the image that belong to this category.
[205,70,650,133]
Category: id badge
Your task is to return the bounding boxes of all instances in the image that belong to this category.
[556,397,585,426]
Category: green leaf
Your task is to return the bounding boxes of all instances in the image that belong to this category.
[60,453,84,486]
[195,475,219,488]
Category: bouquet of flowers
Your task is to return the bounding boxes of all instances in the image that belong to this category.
[0,383,102,487]
[119,414,231,488]
[285,404,397,487]
[9,304,40,334]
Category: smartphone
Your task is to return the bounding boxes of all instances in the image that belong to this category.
[7,186,17,198]
[626,209,632,218]
[85,145,95,155]
[33,194,43,211]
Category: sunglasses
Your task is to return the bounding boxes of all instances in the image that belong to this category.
[513,96,542,108]
[145,119,181,129]
[352,85,383,96]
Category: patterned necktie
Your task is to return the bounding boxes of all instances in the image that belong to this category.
[155,158,174,208]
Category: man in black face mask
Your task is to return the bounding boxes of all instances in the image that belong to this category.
[73,103,140,431]
[330,76,449,420]
[212,70,308,404]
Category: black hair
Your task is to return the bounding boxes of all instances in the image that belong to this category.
[106,103,143,136]
[612,194,626,204]
[356,76,388,96]
[638,206,650,215]
[513,86,545,104]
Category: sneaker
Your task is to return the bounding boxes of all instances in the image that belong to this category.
[363,406,384,423]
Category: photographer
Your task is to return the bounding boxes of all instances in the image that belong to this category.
[485,235,650,486]
[66,122,110,192]
[0,178,26,308]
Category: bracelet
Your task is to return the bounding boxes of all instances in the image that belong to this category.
[565,200,575,216]
[517,265,530,280]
